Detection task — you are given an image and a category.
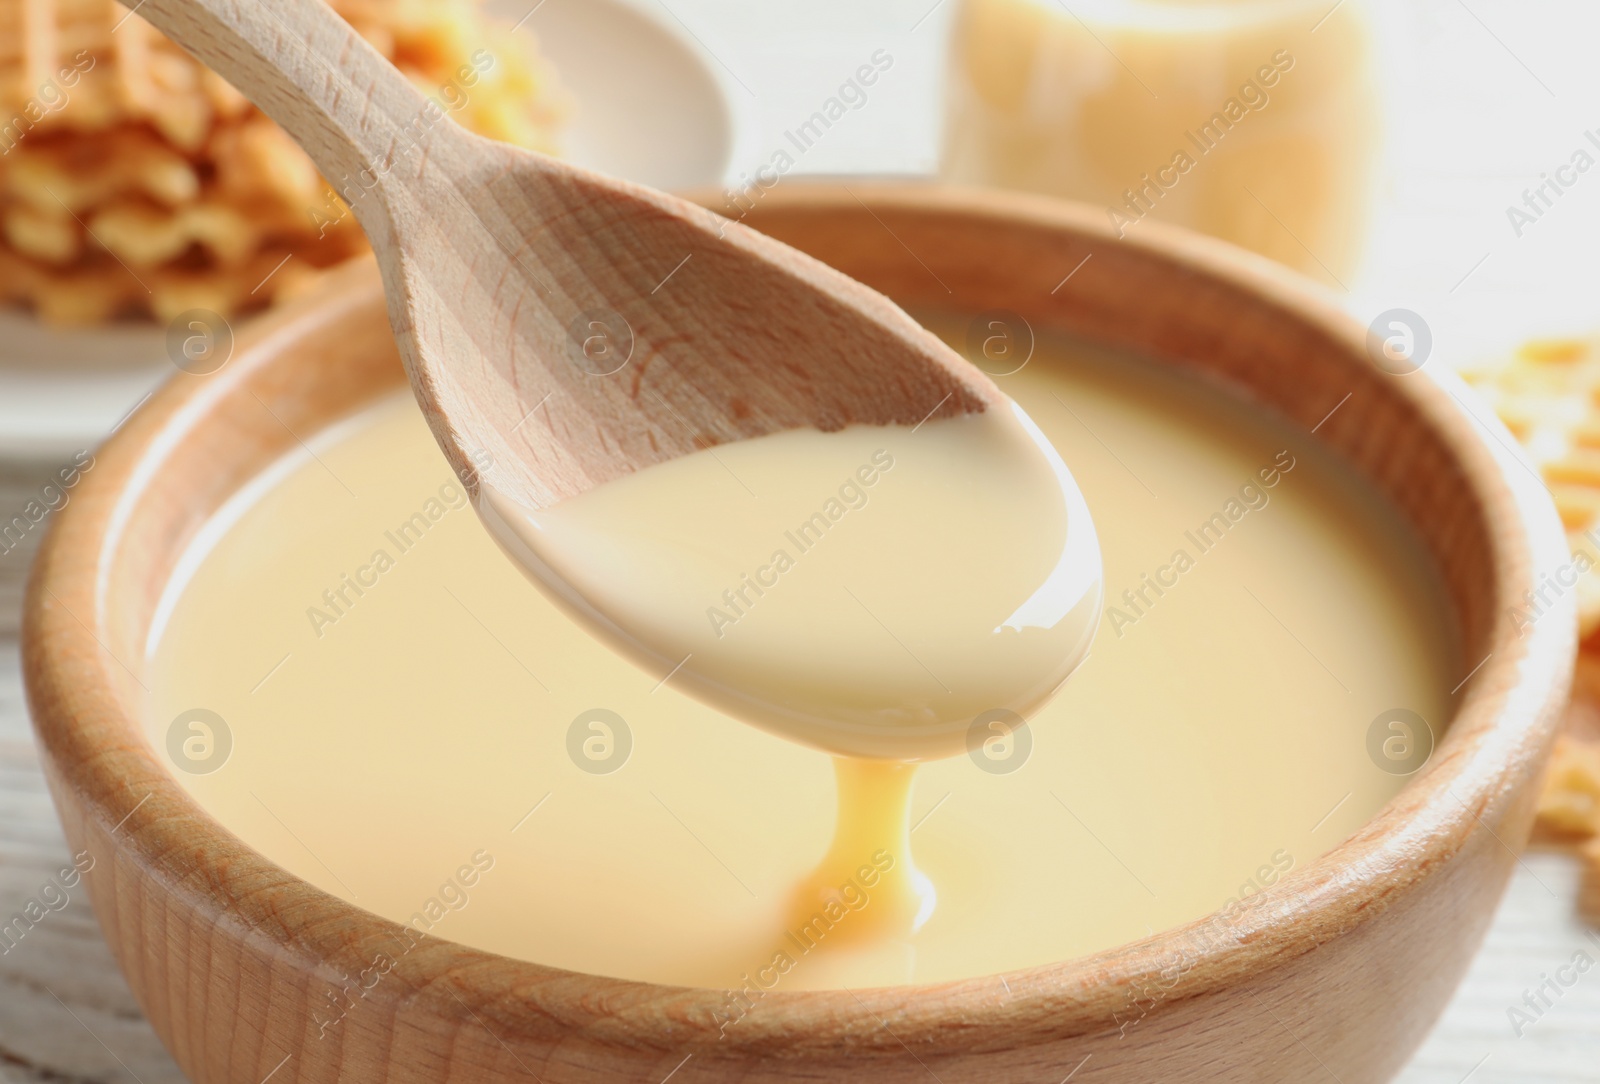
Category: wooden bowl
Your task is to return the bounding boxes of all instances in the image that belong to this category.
[23,185,1575,1083]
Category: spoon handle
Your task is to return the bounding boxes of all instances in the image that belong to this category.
[136,0,444,221]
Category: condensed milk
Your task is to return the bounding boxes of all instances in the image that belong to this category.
[941,0,1379,283]
[144,319,1453,992]
[479,401,1102,763]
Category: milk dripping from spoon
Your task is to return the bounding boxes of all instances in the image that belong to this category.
[135,0,1104,938]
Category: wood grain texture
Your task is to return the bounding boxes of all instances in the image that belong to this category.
[18,187,1579,1082]
[132,0,1000,514]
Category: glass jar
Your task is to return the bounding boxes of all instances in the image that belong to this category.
[941,0,1379,285]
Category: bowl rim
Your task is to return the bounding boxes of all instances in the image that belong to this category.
[22,183,1576,1058]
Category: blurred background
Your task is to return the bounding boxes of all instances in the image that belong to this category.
[3,0,1600,1080]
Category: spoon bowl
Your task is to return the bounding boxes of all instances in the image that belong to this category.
[130,0,1102,761]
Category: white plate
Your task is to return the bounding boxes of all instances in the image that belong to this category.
[0,0,743,461]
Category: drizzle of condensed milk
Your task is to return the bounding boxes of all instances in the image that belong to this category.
[477,401,1103,764]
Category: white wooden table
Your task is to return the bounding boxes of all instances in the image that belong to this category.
[0,463,189,1083]
[5,0,1600,1079]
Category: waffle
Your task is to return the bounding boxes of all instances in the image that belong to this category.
[0,0,565,324]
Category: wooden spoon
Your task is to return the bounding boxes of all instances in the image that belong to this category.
[135,0,1003,509]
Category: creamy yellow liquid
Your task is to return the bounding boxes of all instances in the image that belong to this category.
[144,324,1453,991]
[480,402,1101,763]
[942,0,1379,285]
